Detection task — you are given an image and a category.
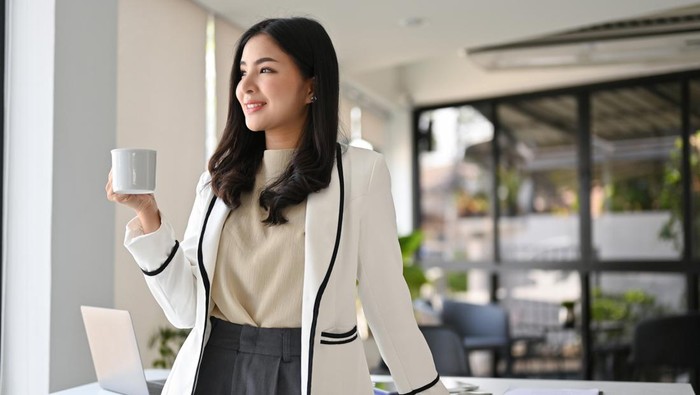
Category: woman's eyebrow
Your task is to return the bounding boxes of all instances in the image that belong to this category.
[240,57,279,66]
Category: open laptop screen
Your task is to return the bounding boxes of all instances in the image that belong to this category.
[80,305,164,395]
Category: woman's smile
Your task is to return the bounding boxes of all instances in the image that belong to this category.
[244,101,267,114]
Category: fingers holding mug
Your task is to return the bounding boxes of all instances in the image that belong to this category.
[110,148,157,195]
[108,149,157,212]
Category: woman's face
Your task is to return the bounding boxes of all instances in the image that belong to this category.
[236,34,314,144]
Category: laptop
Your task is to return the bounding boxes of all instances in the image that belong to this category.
[80,305,167,395]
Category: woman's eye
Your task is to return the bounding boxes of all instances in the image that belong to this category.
[240,70,247,76]
[261,67,273,73]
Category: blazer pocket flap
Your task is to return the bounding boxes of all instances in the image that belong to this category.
[320,325,358,345]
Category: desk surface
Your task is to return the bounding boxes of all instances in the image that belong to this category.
[53,370,695,395]
[52,370,170,395]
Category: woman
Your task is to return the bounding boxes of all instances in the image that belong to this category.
[106,17,448,395]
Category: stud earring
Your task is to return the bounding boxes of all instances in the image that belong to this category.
[310,95,318,103]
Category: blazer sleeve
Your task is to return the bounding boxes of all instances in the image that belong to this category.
[122,171,209,329]
[357,156,449,395]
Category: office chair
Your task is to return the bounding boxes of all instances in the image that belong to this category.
[371,325,471,377]
[418,325,471,376]
[441,300,512,377]
[633,312,700,391]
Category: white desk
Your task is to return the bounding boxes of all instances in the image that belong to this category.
[53,371,695,395]
[375,375,695,395]
[51,370,170,394]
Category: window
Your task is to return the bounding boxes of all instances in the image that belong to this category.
[418,105,494,262]
[591,83,682,260]
[498,96,580,262]
[415,70,700,381]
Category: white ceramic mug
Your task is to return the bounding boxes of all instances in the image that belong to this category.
[110,148,157,194]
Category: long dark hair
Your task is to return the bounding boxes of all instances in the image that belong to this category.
[208,17,340,225]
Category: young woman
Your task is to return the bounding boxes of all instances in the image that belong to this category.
[106,17,448,395]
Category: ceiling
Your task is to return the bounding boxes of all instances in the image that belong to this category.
[194,0,700,106]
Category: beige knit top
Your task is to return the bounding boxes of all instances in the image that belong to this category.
[210,149,306,328]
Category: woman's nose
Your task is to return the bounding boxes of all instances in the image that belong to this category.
[239,75,256,93]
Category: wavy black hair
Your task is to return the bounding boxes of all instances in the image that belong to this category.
[207,17,340,225]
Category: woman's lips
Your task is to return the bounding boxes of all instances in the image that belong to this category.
[244,102,266,113]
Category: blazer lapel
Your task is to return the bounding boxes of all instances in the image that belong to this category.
[302,158,340,321]
[201,194,231,286]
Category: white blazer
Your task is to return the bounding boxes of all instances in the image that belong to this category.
[124,144,449,395]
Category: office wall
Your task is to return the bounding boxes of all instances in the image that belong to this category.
[114,0,207,371]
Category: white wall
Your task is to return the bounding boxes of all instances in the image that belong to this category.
[2,0,118,393]
[114,0,208,371]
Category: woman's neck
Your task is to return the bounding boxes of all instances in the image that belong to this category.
[264,118,305,149]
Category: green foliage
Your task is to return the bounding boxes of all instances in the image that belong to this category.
[659,131,700,250]
[399,230,428,300]
[605,175,667,212]
[498,167,521,216]
[399,230,424,263]
[446,272,468,292]
[148,326,190,368]
[590,287,667,343]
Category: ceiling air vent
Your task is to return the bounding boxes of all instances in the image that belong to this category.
[467,6,700,69]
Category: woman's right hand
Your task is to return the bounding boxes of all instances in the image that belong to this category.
[106,169,161,233]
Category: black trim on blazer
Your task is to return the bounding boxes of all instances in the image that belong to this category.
[320,334,357,345]
[398,375,441,395]
[190,195,218,395]
[141,240,179,276]
[321,325,357,339]
[306,143,345,395]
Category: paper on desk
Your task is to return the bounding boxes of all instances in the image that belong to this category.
[504,389,600,395]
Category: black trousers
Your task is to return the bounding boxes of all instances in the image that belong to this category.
[193,317,302,395]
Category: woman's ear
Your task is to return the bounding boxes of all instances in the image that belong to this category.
[306,77,316,104]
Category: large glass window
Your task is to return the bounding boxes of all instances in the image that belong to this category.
[591,83,682,260]
[418,106,494,262]
[497,96,580,261]
[415,71,700,384]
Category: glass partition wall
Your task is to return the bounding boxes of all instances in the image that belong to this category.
[415,70,700,382]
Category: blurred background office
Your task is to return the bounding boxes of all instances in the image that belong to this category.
[3,0,700,393]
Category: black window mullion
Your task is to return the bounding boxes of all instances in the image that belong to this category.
[577,92,593,380]
[412,109,422,230]
[681,77,699,311]
[491,101,501,303]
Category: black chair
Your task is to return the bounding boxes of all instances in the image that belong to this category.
[633,312,700,391]
[418,325,471,376]
[441,300,512,377]
[371,325,471,377]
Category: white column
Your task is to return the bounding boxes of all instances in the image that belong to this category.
[2,0,56,392]
[384,107,414,236]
